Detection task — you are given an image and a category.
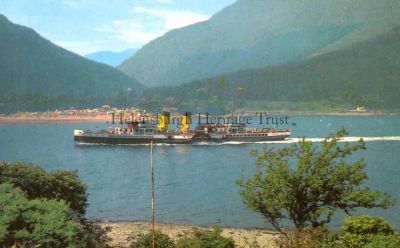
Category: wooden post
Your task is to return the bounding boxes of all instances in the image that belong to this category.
[150,141,155,248]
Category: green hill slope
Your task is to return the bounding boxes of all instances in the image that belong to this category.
[119,0,400,87]
[139,28,400,112]
[0,15,143,112]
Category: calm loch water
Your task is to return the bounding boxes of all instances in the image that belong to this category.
[0,115,399,229]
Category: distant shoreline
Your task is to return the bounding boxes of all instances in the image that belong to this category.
[240,110,400,116]
[0,111,399,123]
[0,115,110,123]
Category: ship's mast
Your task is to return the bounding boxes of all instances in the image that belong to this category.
[231,86,244,122]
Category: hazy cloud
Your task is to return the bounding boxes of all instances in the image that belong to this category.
[95,21,164,47]
[154,0,173,3]
[60,0,88,9]
[94,7,209,48]
[132,7,210,30]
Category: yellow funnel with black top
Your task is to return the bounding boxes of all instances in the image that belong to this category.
[157,112,170,132]
[180,112,191,133]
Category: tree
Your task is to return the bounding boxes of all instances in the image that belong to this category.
[0,183,87,247]
[237,128,394,236]
[0,162,111,248]
[0,161,87,216]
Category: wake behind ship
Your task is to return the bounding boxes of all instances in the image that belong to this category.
[74,112,291,145]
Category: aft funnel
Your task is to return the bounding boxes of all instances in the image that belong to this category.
[180,112,191,133]
[157,112,170,132]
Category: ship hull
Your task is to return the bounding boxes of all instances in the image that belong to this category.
[74,134,290,145]
[74,135,191,145]
[190,131,290,143]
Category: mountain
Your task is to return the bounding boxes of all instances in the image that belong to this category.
[0,15,143,112]
[119,0,400,87]
[139,27,400,112]
[85,48,137,67]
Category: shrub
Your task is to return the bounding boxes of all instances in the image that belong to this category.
[276,216,400,248]
[276,228,333,248]
[341,215,394,235]
[0,183,87,247]
[0,161,87,215]
[365,235,400,248]
[338,233,372,248]
[82,221,113,248]
[331,215,397,248]
[176,227,234,248]
[310,215,399,248]
[130,230,176,248]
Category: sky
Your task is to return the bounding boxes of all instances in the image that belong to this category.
[0,0,236,55]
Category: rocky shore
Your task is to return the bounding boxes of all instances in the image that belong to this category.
[99,221,279,248]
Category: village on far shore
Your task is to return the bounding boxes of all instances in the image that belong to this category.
[0,105,152,123]
[0,104,398,123]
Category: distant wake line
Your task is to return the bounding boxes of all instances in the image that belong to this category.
[204,136,400,146]
[75,136,400,147]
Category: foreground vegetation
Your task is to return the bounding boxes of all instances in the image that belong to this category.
[237,128,398,247]
[238,128,393,233]
[130,228,234,248]
[0,128,398,247]
[0,162,111,247]
[277,215,400,248]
